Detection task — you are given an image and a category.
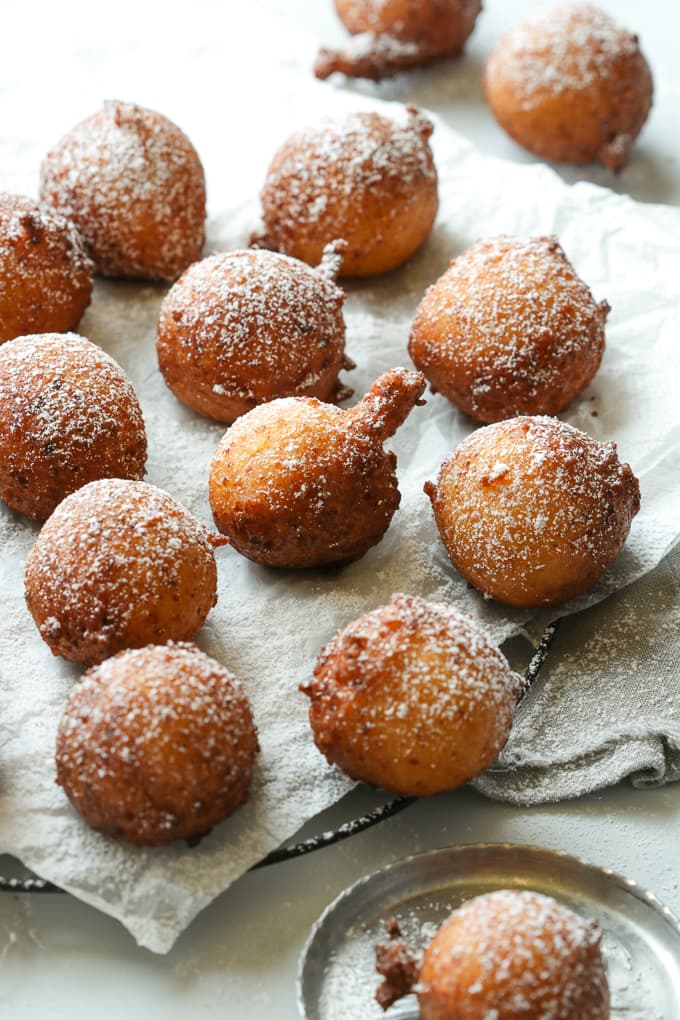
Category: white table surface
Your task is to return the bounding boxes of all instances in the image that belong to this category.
[2,1,679,1016]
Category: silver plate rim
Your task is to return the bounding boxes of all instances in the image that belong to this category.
[296,841,680,1019]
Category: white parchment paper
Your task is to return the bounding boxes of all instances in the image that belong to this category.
[1,11,679,954]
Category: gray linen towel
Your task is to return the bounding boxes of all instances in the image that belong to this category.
[474,544,680,806]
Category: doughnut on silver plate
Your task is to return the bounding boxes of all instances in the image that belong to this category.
[298,842,680,1020]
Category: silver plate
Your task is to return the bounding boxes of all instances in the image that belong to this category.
[298,843,680,1020]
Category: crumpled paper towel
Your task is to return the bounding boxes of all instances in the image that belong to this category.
[1,9,679,954]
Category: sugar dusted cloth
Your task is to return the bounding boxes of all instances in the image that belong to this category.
[1,6,679,953]
[475,544,680,805]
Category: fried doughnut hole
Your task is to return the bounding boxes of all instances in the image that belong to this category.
[56,643,258,846]
[409,235,608,423]
[209,367,425,568]
[256,107,438,277]
[156,246,353,424]
[425,416,640,607]
[301,593,518,796]
[315,0,482,81]
[0,193,93,344]
[40,100,206,280]
[484,4,653,172]
[25,479,221,666]
[0,333,146,520]
[376,890,609,1018]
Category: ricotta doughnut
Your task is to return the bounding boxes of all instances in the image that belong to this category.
[315,0,482,81]
[156,246,353,423]
[56,642,258,846]
[409,235,608,423]
[301,593,518,796]
[0,193,92,344]
[209,368,425,568]
[256,107,438,277]
[40,100,206,280]
[0,332,146,520]
[484,4,653,172]
[425,416,640,607]
[376,890,610,1018]
[25,479,221,666]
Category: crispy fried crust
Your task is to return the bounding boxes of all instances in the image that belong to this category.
[40,100,206,280]
[425,416,640,607]
[156,248,353,424]
[409,235,608,423]
[0,332,147,520]
[301,593,518,796]
[257,108,438,277]
[316,0,481,81]
[56,642,258,846]
[25,479,220,666]
[484,4,653,172]
[0,193,93,344]
[417,891,609,1019]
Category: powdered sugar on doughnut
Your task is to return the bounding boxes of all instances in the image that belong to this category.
[491,4,644,110]
[39,101,206,281]
[157,249,349,416]
[56,642,258,845]
[429,416,640,605]
[410,235,608,421]
[24,479,218,664]
[261,107,436,230]
[420,889,608,1018]
[0,193,93,341]
[0,332,147,520]
[313,593,519,728]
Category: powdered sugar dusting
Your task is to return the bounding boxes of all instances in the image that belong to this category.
[489,4,643,110]
[157,249,349,417]
[260,107,436,232]
[56,642,257,845]
[420,889,608,1018]
[410,235,608,421]
[429,416,640,604]
[0,332,146,519]
[39,101,206,281]
[308,592,518,738]
[0,192,93,342]
[24,478,217,665]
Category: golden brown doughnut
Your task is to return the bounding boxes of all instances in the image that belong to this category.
[0,332,146,521]
[0,193,93,344]
[375,890,609,1018]
[156,246,353,424]
[409,235,609,423]
[425,415,640,607]
[40,100,206,280]
[209,367,425,568]
[25,479,221,666]
[315,0,482,81]
[484,4,653,172]
[256,107,438,277]
[301,593,518,796]
[56,642,258,846]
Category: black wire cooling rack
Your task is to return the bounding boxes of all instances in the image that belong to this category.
[0,622,559,894]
